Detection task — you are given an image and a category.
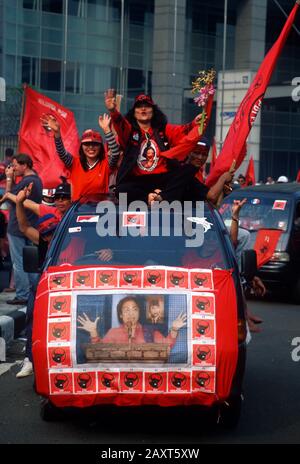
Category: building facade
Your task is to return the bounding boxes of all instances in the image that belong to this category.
[0,0,299,180]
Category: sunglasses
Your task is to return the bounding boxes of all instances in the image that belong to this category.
[82,142,101,147]
[55,195,70,201]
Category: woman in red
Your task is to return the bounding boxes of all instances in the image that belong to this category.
[41,114,119,200]
[78,296,186,346]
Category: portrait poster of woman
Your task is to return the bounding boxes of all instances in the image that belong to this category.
[76,293,188,365]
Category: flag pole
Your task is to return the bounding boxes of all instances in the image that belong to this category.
[219,0,228,151]
[17,83,27,153]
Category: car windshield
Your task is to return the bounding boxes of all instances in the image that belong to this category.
[51,205,228,269]
[220,195,290,232]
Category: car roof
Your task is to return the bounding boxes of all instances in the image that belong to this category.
[226,182,300,197]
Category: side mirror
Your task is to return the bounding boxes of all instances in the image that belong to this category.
[23,246,40,273]
[241,249,257,282]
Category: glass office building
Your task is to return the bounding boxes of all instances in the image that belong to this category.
[0,0,299,180]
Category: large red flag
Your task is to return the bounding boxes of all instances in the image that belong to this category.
[206,1,300,187]
[245,156,256,186]
[19,86,80,188]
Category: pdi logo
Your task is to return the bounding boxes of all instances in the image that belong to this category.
[0,77,6,102]
[291,337,300,361]
[291,77,300,102]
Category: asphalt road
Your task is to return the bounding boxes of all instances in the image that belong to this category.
[1,298,300,444]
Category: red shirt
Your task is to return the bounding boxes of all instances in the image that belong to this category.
[69,157,109,201]
[110,110,198,176]
[91,322,176,347]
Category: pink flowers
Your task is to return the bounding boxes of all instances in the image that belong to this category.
[193,84,215,107]
[192,69,216,108]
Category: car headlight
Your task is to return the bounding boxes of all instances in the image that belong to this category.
[270,251,290,262]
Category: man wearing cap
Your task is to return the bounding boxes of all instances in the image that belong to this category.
[15,185,60,377]
[40,114,119,200]
[187,137,210,183]
[104,89,208,203]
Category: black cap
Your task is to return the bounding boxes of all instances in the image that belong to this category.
[54,181,71,198]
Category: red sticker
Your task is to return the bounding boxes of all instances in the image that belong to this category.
[192,318,215,340]
[192,344,216,367]
[74,371,97,393]
[143,268,166,289]
[50,372,73,394]
[49,273,71,290]
[145,372,167,393]
[168,371,191,393]
[120,372,143,392]
[166,270,188,289]
[73,270,95,288]
[48,346,72,368]
[190,270,213,291]
[76,215,99,222]
[192,294,215,316]
[272,200,287,210]
[122,212,146,227]
[48,320,71,343]
[119,269,142,288]
[97,372,120,392]
[96,269,118,288]
[192,370,215,393]
[49,293,71,317]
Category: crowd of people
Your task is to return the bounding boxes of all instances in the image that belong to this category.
[0,89,271,378]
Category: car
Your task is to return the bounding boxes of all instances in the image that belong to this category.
[24,195,255,426]
[220,182,300,302]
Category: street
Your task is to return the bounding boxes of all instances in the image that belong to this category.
[0,297,300,444]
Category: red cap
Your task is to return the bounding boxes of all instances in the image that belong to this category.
[81,129,103,144]
[134,94,155,107]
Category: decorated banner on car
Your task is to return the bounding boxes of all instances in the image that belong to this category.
[32,266,238,407]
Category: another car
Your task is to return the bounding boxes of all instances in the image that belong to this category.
[220,183,300,302]
[24,195,254,426]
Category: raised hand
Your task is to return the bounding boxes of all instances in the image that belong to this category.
[171,311,187,332]
[77,312,100,338]
[98,113,112,134]
[16,182,33,204]
[5,165,14,179]
[231,198,247,220]
[104,88,117,112]
[40,113,61,137]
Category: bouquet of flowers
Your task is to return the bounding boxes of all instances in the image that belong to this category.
[191,69,216,134]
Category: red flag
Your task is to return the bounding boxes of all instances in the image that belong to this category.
[206,1,299,187]
[253,229,282,268]
[296,170,300,182]
[244,156,256,186]
[19,86,80,188]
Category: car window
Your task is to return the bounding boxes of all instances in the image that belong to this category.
[52,207,228,269]
[220,196,290,232]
